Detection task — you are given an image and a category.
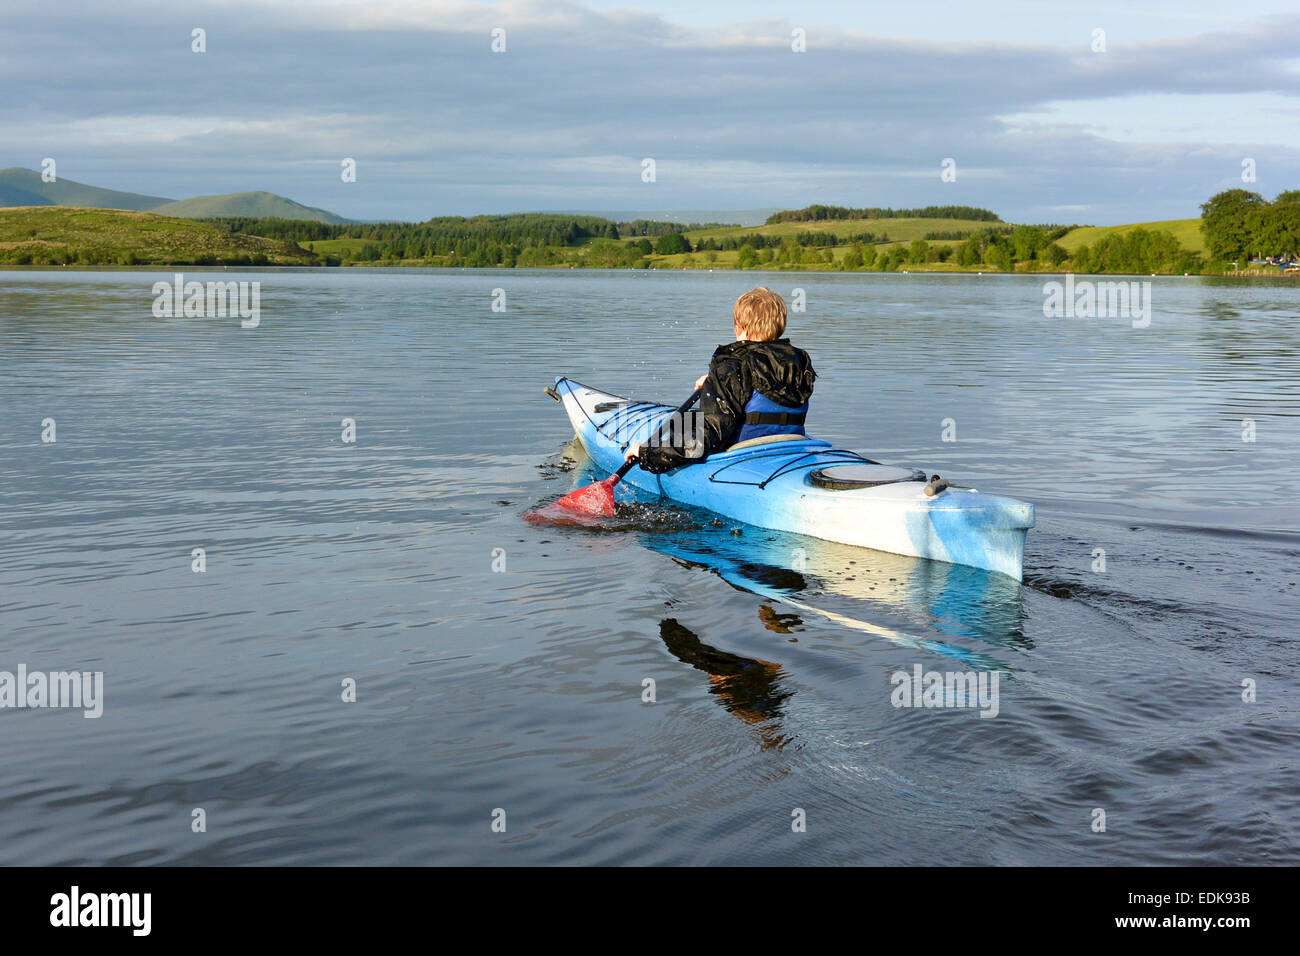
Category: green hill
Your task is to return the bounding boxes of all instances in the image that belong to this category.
[1057,218,1204,254]
[0,206,317,265]
[685,217,1002,245]
[0,167,172,211]
[151,191,349,224]
[685,212,1210,257]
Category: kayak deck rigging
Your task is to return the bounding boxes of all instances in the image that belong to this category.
[707,447,878,488]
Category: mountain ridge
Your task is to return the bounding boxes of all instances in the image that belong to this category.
[0,168,349,223]
[151,191,349,223]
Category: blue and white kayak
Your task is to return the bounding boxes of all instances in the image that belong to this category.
[553,376,1035,581]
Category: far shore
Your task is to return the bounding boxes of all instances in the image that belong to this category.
[4,202,1294,278]
[3,262,1295,279]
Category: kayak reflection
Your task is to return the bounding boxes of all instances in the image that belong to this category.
[757,604,802,634]
[645,525,1030,663]
[658,618,794,748]
[539,444,1028,672]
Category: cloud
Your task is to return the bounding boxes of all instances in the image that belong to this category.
[1,0,1298,221]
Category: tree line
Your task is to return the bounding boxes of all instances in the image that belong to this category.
[208,213,621,250]
[617,219,736,237]
[765,205,1001,224]
[1200,190,1300,263]
[207,213,733,250]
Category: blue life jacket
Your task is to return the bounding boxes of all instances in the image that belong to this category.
[735,391,809,443]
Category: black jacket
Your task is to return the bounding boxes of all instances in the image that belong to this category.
[638,339,816,474]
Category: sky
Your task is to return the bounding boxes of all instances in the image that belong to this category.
[3,0,1299,224]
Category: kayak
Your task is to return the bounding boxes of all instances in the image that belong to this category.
[642,525,1021,671]
[551,376,1035,581]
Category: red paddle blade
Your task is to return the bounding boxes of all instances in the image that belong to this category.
[552,476,618,516]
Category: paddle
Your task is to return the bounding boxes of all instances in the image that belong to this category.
[552,386,703,516]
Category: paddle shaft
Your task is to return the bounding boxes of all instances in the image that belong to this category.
[614,386,703,480]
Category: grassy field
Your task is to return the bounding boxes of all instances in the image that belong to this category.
[648,249,1067,272]
[684,217,1003,244]
[1056,218,1204,254]
[688,216,1211,257]
[0,206,317,265]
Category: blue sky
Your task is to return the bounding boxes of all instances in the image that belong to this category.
[3,0,1298,223]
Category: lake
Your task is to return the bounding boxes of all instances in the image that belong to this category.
[1,267,1298,864]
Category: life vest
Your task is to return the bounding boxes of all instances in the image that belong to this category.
[735,391,809,442]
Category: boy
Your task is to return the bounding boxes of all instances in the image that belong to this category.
[627,287,816,474]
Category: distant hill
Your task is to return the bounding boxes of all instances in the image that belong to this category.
[0,182,53,207]
[151,191,349,224]
[0,167,172,211]
[0,168,349,223]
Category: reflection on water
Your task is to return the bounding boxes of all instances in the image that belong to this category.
[757,604,801,634]
[658,618,793,749]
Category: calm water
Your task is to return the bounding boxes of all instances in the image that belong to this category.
[1,267,1298,865]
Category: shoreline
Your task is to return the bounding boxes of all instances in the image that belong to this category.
[2,263,1294,279]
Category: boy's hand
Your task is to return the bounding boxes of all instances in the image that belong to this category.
[624,442,642,462]
[694,373,707,389]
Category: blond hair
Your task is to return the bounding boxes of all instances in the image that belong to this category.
[733,287,787,341]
